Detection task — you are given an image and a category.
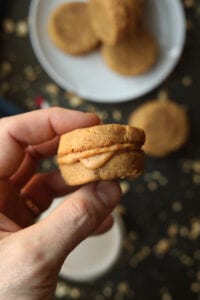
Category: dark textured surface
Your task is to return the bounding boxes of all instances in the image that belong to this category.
[0,1,200,299]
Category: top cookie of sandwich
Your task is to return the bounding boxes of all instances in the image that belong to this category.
[48,2,99,55]
[58,124,145,156]
[88,0,142,45]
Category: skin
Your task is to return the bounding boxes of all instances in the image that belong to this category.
[0,107,122,300]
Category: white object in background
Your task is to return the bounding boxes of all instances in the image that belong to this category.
[40,197,124,282]
[29,0,186,103]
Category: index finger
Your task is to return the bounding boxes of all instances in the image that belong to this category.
[0,107,100,179]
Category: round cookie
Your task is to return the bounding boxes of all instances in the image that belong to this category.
[88,0,142,46]
[48,2,99,55]
[57,124,145,186]
[102,27,158,76]
[129,100,190,157]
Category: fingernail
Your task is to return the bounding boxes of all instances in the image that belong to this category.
[96,181,122,208]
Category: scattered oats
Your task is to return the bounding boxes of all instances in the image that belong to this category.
[140,246,151,257]
[135,184,145,193]
[51,98,60,106]
[179,226,189,237]
[68,95,84,108]
[172,201,182,212]
[70,288,81,299]
[24,98,37,109]
[157,90,168,101]
[147,180,158,191]
[41,159,52,171]
[2,18,15,34]
[144,171,168,187]
[193,174,200,185]
[182,76,192,87]
[55,282,70,297]
[129,246,150,267]
[194,250,200,260]
[16,20,28,37]
[167,224,179,237]
[45,83,59,96]
[96,111,109,121]
[123,239,134,252]
[191,282,200,293]
[159,177,168,186]
[184,0,195,8]
[180,254,193,266]
[35,65,43,75]
[162,292,172,300]
[189,219,200,240]
[117,281,129,294]
[152,171,162,180]
[85,104,96,113]
[154,239,171,255]
[193,161,200,173]
[112,109,122,121]
[102,286,113,297]
[52,156,57,165]
[182,160,192,173]
[0,61,12,78]
[120,181,130,194]
[24,66,37,82]
[0,81,10,93]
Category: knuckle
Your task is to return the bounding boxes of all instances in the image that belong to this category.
[70,198,97,232]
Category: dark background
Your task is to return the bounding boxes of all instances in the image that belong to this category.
[0,1,200,299]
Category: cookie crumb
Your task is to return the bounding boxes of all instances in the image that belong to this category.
[172,201,182,212]
[2,18,15,34]
[182,76,192,87]
[112,110,122,122]
[16,20,28,37]
[154,239,171,255]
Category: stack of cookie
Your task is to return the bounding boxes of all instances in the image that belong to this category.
[48,0,158,77]
[89,0,158,76]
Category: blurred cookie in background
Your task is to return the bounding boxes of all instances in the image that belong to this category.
[48,2,99,55]
[88,0,144,46]
[102,27,158,76]
[129,99,190,157]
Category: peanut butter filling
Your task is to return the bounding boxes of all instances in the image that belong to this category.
[58,143,139,170]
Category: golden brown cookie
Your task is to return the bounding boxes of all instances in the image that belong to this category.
[57,124,145,185]
[48,2,99,55]
[88,0,143,46]
[129,100,190,157]
[102,27,158,76]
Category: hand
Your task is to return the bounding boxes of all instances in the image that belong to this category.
[0,107,122,300]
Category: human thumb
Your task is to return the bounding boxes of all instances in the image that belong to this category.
[25,181,121,268]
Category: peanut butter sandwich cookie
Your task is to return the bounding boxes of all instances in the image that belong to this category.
[49,2,99,55]
[88,0,136,45]
[57,124,145,186]
[129,100,190,157]
[102,27,158,76]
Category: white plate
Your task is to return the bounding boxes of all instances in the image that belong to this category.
[29,0,186,103]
